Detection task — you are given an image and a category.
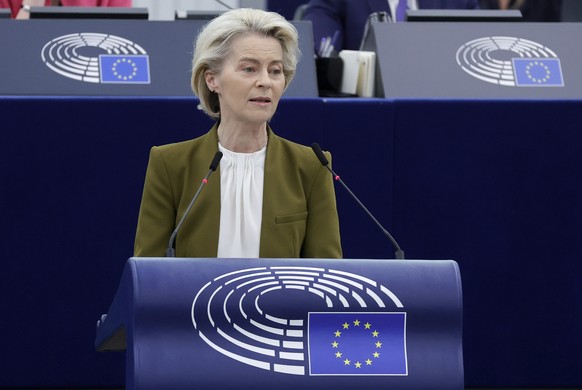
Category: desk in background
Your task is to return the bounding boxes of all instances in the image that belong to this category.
[363,22,582,99]
[0,19,317,98]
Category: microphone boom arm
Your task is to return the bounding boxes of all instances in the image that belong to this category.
[311,143,405,259]
[166,151,222,257]
[327,165,405,259]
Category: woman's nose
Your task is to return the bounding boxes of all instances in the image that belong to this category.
[256,70,272,89]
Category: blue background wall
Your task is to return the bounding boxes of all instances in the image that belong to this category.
[0,97,580,388]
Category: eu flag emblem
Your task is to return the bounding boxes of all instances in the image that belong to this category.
[308,312,407,376]
[512,58,564,87]
[99,55,151,84]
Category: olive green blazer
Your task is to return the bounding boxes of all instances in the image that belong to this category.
[134,124,342,258]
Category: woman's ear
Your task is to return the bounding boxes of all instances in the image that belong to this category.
[205,71,218,93]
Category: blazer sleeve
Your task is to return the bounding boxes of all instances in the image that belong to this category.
[134,146,176,257]
[301,151,343,258]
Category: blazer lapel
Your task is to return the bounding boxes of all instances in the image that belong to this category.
[185,125,221,257]
[259,127,279,257]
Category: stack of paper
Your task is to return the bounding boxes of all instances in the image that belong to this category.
[339,50,376,97]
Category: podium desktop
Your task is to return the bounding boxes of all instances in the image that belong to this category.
[28,6,149,19]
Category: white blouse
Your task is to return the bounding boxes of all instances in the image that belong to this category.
[216,143,266,258]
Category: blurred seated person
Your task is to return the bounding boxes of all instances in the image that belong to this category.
[480,0,562,22]
[302,0,480,52]
[0,0,131,19]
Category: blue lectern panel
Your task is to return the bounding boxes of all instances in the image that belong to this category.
[96,258,463,390]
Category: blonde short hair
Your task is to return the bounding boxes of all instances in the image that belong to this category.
[191,8,300,119]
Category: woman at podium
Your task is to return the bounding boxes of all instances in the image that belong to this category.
[134,8,342,259]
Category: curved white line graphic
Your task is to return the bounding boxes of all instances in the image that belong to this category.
[192,266,405,376]
[41,32,147,83]
[456,36,559,86]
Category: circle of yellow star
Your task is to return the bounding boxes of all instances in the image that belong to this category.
[328,318,388,371]
[525,61,551,83]
[112,58,138,81]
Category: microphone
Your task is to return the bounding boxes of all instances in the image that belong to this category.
[311,143,405,259]
[214,0,233,10]
[166,151,223,257]
[359,11,391,51]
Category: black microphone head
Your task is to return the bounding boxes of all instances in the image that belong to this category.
[209,151,223,171]
[311,143,329,166]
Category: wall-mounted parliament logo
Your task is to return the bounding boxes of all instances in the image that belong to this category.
[41,32,150,84]
[456,36,564,87]
[191,266,408,376]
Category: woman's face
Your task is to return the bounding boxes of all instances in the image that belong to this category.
[206,34,286,127]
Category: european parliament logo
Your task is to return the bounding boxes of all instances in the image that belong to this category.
[456,36,565,87]
[41,33,151,84]
[308,312,407,376]
[191,266,408,376]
